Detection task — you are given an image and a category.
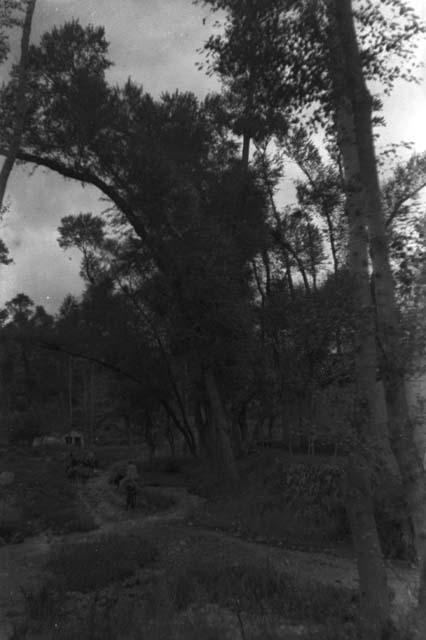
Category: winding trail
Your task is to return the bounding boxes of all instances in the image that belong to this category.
[0,473,205,638]
[0,471,420,639]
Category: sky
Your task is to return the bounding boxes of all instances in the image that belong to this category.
[1,0,426,314]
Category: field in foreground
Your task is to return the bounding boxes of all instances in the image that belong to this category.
[0,445,419,639]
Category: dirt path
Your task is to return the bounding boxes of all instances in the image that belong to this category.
[78,472,203,531]
[0,474,205,638]
[0,472,420,638]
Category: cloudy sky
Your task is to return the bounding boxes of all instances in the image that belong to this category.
[1,0,426,314]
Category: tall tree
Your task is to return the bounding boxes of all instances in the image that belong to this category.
[330,2,426,635]
[198,0,426,634]
[329,30,391,636]
[0,0,36,209]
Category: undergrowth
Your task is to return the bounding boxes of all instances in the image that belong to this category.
[0,446,97,539]
[155,558,358,622]
[49,533,159,593]
[187,451,415,558]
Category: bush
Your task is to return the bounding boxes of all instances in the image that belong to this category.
[0,447,98,538]
[21,580,64,622]
[159,559,358,623]
[164,459,182,474]
[374,482,416,561]
[140,455,189,475]
[59,508,98,534]
[191,455,416,559]
[0,501,29,541]
[107,461,128,484]
[108,459,143,484]
[49,534,159,593]
[8,423,41,446]
[140,488,175,513]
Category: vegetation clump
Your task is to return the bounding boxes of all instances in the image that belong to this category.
[49,534,159,593]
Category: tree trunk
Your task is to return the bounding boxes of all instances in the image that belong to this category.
[333,1,426,634]
[334,93,392,636]
[229,401,249,458]
[324,207,339,275]
[231,415,244,458]
[285,254,296,300]
[144,410,156,470]
[204,367,239,484]
[13,341,29,411]
[0,0,37,208]
[68,355,73,431]
[155,335,196,447]
[89,363,95,443]
[307,222,318,292]
[237,403,249,455]
[261,248,271,298]
[242,132,250,169]
[345,452,391,638]
[124,414,133,448]
[160,399,197,457]
[165,415,176,458]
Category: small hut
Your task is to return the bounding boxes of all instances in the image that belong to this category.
[63,429,84,448]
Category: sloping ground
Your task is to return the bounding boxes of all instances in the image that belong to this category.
[0,474,205,637]
[80,474,419,617]
[167,525,419,617]
[0,470,420,639]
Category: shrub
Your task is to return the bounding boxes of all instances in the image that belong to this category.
[192,455,415,559]
[108,461,128,484]
[1,447,97,538]
[60,508,98,534]
[164,459,182,474]
[8,411,41,445]
[107,459,143,484]
[0,501,29,541]
[374,483,416,562]
[49,534,159,593]
[160,559,358,623]
[140,488,175,513]
[20,580,63,622]
[140,455,189,475]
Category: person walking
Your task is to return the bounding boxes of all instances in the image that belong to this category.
[125,479,137,510]
[120,460,139,510]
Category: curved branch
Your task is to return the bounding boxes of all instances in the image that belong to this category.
[0,146,175,275]
[5,148,146,234]
[38,339,145,386]
[386,180,426,228]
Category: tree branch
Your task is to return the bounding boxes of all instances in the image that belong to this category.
[386,180,426,228]
[0,147,154,243]
[39,338,197,453]
[38,339,145,386]
[1,146,177,275]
